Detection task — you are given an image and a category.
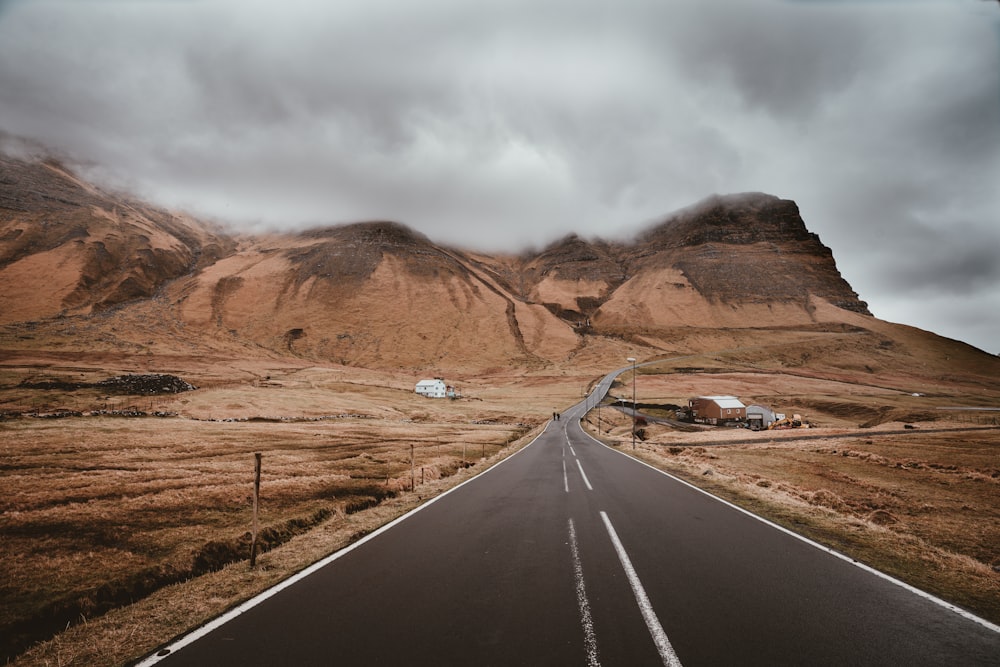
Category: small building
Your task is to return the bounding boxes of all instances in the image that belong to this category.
[688,395,746,425]
[746,404,777,430]
[415,379,448,398]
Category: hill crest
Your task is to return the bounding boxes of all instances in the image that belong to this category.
[0,155,966,374]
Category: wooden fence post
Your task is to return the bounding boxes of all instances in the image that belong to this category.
[250,452,262,567]
[410,444,415,491]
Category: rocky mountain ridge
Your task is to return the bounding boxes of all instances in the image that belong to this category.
[508,193,870,328]
[0,154,905,372]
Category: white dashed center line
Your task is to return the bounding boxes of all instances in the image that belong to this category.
[576,459,594,491]
[600,511,683,667]
[568,518,601,667]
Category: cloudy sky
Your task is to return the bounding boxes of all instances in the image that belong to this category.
[0,0,997,353]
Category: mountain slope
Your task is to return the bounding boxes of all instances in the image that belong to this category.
[636,193,869,313]
[487,193,869,335]
[166,222,579,370]
[592,194,869,333]
[0,156,234,323]
[2,155,993,378]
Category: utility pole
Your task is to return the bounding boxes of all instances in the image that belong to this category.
[250,452,262,567]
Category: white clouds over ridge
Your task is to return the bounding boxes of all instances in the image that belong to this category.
[0,0,997,351]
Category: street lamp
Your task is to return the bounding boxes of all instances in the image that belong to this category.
[597,390,601,433]
[627,357,637,450]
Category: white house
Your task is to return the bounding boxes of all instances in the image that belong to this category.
[415,379,447,398]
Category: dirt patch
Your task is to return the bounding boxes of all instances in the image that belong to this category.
[794,399,943,428]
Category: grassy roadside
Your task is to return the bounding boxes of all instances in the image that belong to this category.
[5,354,998,666]
[642,459,1000,624]
[5,423,544,667]
[580,412,1000,626]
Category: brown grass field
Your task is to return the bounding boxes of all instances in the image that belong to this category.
[583,366,1000,627]
[3,157,998,665]
[0,357,577,666]
[2,348,999,666]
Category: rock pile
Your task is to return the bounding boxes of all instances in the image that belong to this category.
[95,374,196,395]
[18,373,196,395]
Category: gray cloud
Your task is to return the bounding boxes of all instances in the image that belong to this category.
[0,0,998,352]
[877,223,1000,293]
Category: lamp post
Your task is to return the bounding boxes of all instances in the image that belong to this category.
[597,392,601,434]
[627,357,636,449]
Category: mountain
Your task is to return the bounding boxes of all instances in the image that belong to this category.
[0,154,992,376]
[0,155,234,322]
[499,193,870,337]
[167,221,576,370]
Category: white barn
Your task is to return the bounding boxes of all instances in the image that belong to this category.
[746,404,777,430]
[415,379,447,398]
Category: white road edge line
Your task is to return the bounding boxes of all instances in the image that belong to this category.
[600,511,683,667]
[576,459,594,491]
[135,426,551,665]
[581,426,1000,635]
[568,518,601,667]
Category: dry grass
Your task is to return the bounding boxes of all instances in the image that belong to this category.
[3,337,999,665]
[1,357,586,666]
[5,158,1000,663]
[584,406,1000,624]
[3,426,543,667]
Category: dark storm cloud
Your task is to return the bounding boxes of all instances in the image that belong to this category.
[645,3,874,119]
[0,0,998,351]
[877,223,1000,294]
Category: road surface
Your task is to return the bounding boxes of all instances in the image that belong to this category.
[140,369,1000,666]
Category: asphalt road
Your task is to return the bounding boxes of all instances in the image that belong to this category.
[139,370,1000,666]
